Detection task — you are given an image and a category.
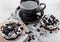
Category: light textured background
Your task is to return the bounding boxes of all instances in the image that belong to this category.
[0,0,60,19]
[40,0,60,19]
[0,0,60,18]
[0,0,60,42]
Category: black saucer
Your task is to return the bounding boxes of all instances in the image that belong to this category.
[19,10,44,24]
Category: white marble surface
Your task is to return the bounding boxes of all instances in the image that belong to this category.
[0,0,60,20]
[0,0,60,18]
[40,0,60,19]
[0,0,60,42]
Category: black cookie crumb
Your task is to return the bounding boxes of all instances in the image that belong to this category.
[18,30,20,32]
[28,38,31,42]
[32,35,34,38]
[31,35,35,40]
[40,33,44,36]
[20,27,23,30]
[37,29,40,32]
[50,31,52,33]
[25,31,33,34]
[29,31,33,34]
[34,24,37,27]
[40,25,43,28]
[32,37,35,40]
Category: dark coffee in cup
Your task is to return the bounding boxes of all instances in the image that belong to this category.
[20,1,38,10]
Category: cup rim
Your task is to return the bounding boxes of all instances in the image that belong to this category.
[20,1,39,10]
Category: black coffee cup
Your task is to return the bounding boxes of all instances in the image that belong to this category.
[16,0,46,23]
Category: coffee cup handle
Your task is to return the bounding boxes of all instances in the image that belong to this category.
[40,3,46,10]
